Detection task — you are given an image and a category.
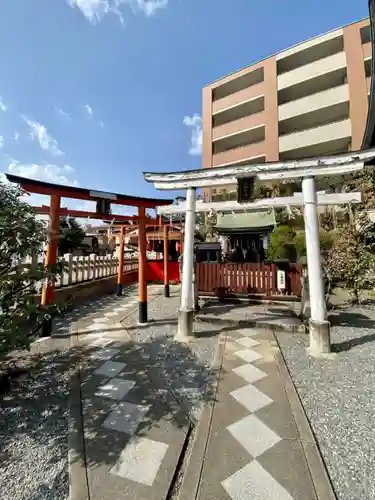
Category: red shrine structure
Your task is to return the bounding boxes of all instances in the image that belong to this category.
[6,174,173,334]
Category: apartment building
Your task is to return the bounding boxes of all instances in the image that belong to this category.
[202,18,372,201]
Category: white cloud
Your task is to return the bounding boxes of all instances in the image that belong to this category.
[132,0,168,16]
[22,116,63,156]
[183,113,202,156]
[84,104,93,118]
[67,0,168,25]
[1,163,82,217]
[14,132,19,141]
[55,107,71,120]
[99,120,104,128]
[0,136,3,149]
[0,97,7,112]
[7,161,78,186]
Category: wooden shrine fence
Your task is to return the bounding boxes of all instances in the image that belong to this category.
[196,263,301,297]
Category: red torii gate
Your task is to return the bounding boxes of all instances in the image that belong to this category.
[6,174,173,333]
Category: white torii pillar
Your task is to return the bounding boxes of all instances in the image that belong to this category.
[176,187,196,341]
[302,177,329,353]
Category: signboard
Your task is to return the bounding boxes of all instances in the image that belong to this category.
[277,270,286,290]
[96,199,111,216]
[237,176,256,203]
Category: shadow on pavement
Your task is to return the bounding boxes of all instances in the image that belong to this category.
[329,310,375,330]
[0,328,222,476]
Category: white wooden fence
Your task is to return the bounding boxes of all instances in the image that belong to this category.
[22,254,138,292]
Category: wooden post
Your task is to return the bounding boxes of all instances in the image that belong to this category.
[163,224,170,297]
[41,194,61,336]
[117,226,125,296]
[138,206,147,323]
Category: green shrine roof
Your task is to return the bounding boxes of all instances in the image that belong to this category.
[215,210,276,233]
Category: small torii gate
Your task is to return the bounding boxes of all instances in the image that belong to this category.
[6,174,173,334]
[144,148,375,355]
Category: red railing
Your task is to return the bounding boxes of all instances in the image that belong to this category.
[196,263,301,297]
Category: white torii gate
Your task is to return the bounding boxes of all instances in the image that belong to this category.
[144,148,375,354]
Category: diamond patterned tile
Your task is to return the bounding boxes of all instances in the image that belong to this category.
[91,338,113,347]
[234,349,263,363]
[235,337,260,348]
[230,384,273,413]
[102,401,150,435]
[90,347,120,361]
[222,460,293,500]
[227,414,281,458]
[232,364,267,383]
[237,329,260,337]
[95,378,135,400]
[94,360,126,377]
[87,323,108,331]
[110,437,168,485]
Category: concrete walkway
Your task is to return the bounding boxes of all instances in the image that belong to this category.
[180,327,333,500]
[63,288,334,500]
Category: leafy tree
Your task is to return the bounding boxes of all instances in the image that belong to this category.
[0,182,61,355]
[267,225,297,261]
[327,220,375,304]
[343,166,375,209]
[58,216,85,255]
[294,229,335,259]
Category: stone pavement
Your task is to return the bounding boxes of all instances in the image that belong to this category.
[64,287,333,500]
[180,326,332,500]
[68,285,220,500]
[197,298,304,333]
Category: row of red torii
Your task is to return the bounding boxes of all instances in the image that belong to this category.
[6,147,375,355]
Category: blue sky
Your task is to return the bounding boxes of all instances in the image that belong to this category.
[0,0,369,216]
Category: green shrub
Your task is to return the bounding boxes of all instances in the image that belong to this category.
[294,229,334,259]
[267,225,297,261]
[268,226,335,262]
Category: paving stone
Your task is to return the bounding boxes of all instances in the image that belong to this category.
[234,348,263,363]
[222,460,293,500]
[102,402,150,435]
[227,414,281,458]
[232,364,267,383]
[95,378,136,400]
[110,437,169,485]
[229,384,273,413]
[94,361,127,377]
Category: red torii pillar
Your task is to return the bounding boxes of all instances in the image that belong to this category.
[138,206,148,324]
[163,223,170,298]
[41,194,61,336]
[116,226,126,296]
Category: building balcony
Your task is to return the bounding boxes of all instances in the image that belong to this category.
[213,125,265,156]
[278,84,349,134]
[279,118,351,160]
[212,83,264,115]
[276,28,344,74]
[363,41,371,61]
[212,142,266,168]
[212,66,264,102]
[213,112,265,141]
[277,52,347,101]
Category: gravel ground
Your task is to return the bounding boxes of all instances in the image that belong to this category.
[276,304,375,500]
[0,342,72,500]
